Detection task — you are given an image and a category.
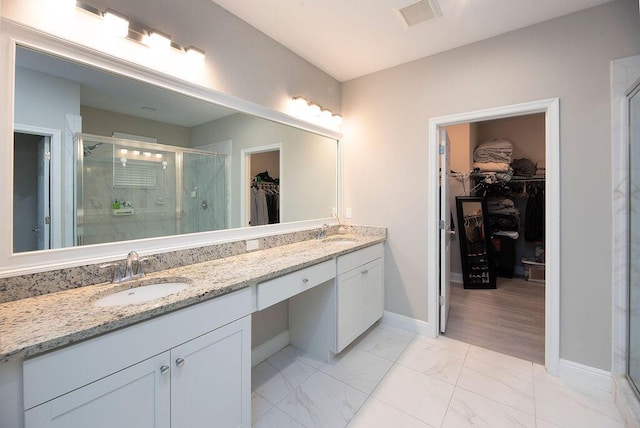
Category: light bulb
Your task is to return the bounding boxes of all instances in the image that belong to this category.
[143,152,152,157]
[103,10,129,38]
[320,109,333,127]
[120,148,128,154]
[332,114,343,129]
[185,46,205,61]
[308,103,321,118]
[132,150,140,156]
[145,31,171,51]
[155,153,163,159]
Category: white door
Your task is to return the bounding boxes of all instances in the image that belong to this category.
[37,137,51,250]
[440,128,452,333]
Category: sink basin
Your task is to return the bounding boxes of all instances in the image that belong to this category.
[322,237,357,245]
[94,282,189,307]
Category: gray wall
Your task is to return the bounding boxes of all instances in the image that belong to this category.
[342,0,640,370]
[14,67,80,130]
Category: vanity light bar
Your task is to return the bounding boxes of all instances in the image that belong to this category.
[118,147,165,162]
[74,1,205,59]
[291,96,343,130]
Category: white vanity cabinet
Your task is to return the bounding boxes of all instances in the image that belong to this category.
[25,351,171,428]
[23,288,252,428]
[334,243,384,353]
[170,319,248,428]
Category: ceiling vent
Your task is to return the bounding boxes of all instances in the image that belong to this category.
[397,0,442,27]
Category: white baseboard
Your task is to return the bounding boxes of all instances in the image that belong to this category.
[382,310,434,337]
[451,272,463,283]
[251,330,290,367]
[558,358,612,392]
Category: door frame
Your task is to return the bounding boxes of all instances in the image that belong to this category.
[13,124,62,250]
[240,144,282,227]
[427,98,560,374]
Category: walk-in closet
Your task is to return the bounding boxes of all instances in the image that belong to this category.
[444,113,546,364]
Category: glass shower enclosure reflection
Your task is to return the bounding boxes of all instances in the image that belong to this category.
[75,134,227,246]
[630,85,640,398]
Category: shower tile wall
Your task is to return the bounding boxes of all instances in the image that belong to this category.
[80,143,177,245]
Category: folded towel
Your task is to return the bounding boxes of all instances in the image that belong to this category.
[473,161,511,172]
[474,138,513,163]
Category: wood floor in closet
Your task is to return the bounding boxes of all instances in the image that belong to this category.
[444,277,545,364]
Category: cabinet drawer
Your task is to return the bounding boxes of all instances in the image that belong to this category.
[337,243,383,275]
[256,260,335,310]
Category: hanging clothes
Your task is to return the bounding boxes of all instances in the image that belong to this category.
[250,186,269,226]
[250,172,280,226]
[524,185,545,242]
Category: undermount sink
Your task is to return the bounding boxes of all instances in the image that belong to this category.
[322,237,358,245]
[94,282,189,307]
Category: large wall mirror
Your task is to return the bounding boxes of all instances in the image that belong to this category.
[11,45,338,256]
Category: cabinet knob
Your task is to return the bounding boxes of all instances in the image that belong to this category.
[175,357,185,367]
[160,365,170,375]
[302,278,309,284]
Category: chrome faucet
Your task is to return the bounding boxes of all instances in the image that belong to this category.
[100,251,153,283]
[125,251,139,279]
[317,224,329,240]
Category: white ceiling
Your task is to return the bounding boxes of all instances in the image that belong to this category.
[212,0,615,82]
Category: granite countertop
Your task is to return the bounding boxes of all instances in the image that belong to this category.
[0,234,384,363]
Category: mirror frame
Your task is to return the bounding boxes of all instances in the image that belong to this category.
[0,19,342,278]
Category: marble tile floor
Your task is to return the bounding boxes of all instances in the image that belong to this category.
[251,322,626,428]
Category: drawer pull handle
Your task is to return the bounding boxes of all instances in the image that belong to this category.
[175,357,185,367]
[362,269,369,275]
[302,278,309,284]
[160,365,170,375]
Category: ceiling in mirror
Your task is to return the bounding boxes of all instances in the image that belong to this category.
[13,46,338,254]
[16,46,235,127]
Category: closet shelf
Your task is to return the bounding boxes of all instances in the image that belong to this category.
[510,175,546,182]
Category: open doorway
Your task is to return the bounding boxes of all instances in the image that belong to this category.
[13,132,50,252]
[444,114,546,364]
[429,98,560,373]
[13,125,62,253]
[241,145,281,227]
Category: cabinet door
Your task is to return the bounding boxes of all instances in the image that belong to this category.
[171,316,250,428]
[25,352,170,428]
[362,258,384,329]
[336,268,363,353]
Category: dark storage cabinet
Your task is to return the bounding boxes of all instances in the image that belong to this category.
[456,196,496,289]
